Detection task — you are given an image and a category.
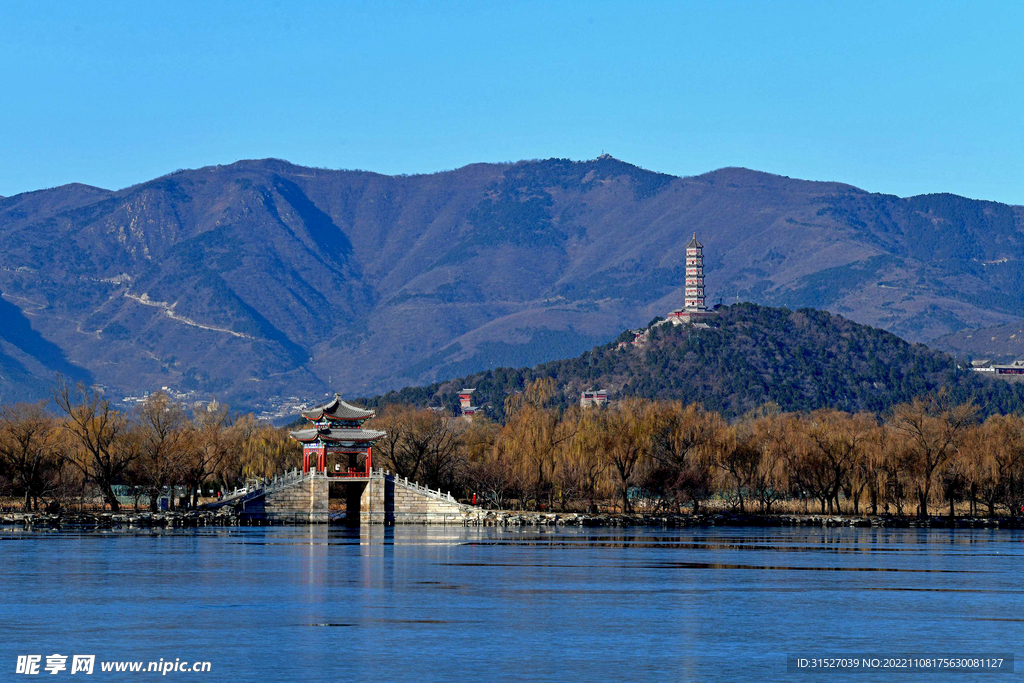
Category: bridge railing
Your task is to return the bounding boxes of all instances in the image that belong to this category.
[231,467,461,504]
[225,468,309,505]
[251,468,309,498]
[387,471,458,503]
[216,467,464,510]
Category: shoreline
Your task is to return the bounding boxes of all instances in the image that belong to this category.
[460,510,1024,528]
[4,509,1024,530]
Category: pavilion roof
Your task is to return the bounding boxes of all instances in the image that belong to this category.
[301,393,376,421]
[289,427,387,444]
[686,232,703,248]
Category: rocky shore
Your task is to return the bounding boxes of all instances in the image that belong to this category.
[0,509,241,530]
[458,509,1024,529]
[4,508,1022,530]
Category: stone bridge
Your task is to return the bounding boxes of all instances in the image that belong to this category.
[213,469,470,524]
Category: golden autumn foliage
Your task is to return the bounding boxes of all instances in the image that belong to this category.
[7,378,1024,519]
[0,382,300,512]
[362,381,1024,518]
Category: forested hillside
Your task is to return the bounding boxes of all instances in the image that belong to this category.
[366,304,1024,420]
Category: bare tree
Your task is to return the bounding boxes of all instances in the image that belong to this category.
[0,402,62,510]
[53,378,133,511]
[372,406,463,490]
[135,392,189,511]
[648,401,726,513]
[182,405,233,507]
[800,410,873,514]
[718,428,759,514]
[469,448,522,509]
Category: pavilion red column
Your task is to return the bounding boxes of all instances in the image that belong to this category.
[317,448,326,473]
[366,446,373,475]
[302,449,310,474]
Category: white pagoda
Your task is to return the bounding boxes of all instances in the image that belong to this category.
[667,232,713,324]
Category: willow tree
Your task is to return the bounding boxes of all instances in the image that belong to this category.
[498,379,576,509]
[718,425,759,514]
[557,410,607,512]
[861,424,893,516]
[232,415,297,480]
[460,416,509,507]
[889,396,977,518]
[968,414,1024,518]
[601,398,656,513]
[747,410,797,514]
[798,409,875,514]
[480,431,532,509]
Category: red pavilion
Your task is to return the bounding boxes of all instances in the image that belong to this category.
[289,394,386,476]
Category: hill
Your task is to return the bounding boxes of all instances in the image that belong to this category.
[364,304,1024,420]
[2,157,1024,409]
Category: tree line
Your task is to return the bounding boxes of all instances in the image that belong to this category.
[0,380,296,512]
[371,379,1024,519]
[6,378,1024,519]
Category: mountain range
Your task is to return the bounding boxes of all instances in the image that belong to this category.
[1,156,1022,408]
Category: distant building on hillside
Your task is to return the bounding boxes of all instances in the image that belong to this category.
[458,388,480,418]
[667,232,714,325]
[580,389,609,408]
[970,359,1024,379]
[616,328,650,350]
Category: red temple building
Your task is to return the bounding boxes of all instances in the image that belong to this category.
[458,388,479,418]
[580,389,609,408]
[289,394,386,476]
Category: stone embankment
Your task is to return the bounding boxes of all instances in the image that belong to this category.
[5,508,1022,529]
[0,509,240,530]
[458,510,1024,528]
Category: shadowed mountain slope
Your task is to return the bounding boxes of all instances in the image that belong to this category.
[1,157,1022,408]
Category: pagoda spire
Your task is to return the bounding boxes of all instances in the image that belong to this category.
[684,232,706,311]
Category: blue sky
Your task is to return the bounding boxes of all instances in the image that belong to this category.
[1,1,1022,203]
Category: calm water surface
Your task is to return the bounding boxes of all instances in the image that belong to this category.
[2,526,1021,682]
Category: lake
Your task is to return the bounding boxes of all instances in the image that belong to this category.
[1,526,1020,681]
